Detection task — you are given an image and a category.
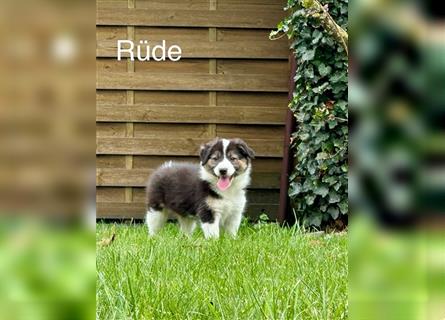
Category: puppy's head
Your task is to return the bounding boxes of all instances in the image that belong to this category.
[200,138,255,191]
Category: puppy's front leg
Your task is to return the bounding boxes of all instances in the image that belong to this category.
[223,211,243,238]
[198,205,220,239]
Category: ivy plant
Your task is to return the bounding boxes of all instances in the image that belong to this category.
[271,0,348,228]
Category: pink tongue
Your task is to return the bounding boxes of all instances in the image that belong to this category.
[217,176,231,191]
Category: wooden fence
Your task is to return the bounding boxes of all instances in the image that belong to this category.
[96,0,290,220]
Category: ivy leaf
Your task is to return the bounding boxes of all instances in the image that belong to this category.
[301,48,315,61]
[329,191,340,203]
[304,65,314,78]
[314,185,329,197]
[334,182,342,191]
[289,183,302,197]
[307,213,322,227]
[318,63,332,77]
[300,133,310,141]
[306,194,316,205]
[327,206,339,219]
[328,119,337,129]
[312,82,329,93]
[316,152,329,160]
[339,200,348,214]
[312,29,323,44]
[308,163,316,175]
[330,73,342,83]
[314,133,329,144]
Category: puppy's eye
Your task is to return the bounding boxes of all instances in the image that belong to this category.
[211,156,218,161]
[230,156,237,161]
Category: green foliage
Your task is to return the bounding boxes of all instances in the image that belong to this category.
[272,0,348,227]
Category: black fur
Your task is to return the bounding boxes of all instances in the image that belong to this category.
[146,162,220,223]
[199,139,223,165]
[230,138,255,159]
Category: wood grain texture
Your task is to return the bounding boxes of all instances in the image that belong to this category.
[134,91,209,105]
[217,92,288,107]
[97,8,284,28]
[96,104,286,124]
[216,125,284,140]
[128,0,210,10]
[96,187,126,202]
[96,202,278,219]
[96,137,283,157]
[97,72,288,92]
[133,123,211,139]
[97,202,146,218]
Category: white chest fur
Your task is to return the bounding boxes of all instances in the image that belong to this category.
[199,163,251,238]
[207,188,246,221]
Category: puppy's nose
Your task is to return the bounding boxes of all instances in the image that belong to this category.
[219,168,227,176]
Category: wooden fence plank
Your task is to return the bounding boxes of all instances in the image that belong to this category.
[216,124,284,140]
[97,8,284,28]
[134,91,209,105]
[97,90,128,104]
[97,72,288,92]
[97,0,128,9]
[132,155,196,168]
[96,201,278,219]
[96,104,286,125]
[135,27,209,41]
[217,0,285,11]
[96,168,280,189]
[217,59,289,75]
[96,187,126,202]
[120,0,210,10]
[217,92,288,107]
[96,155,127,168]
[104,0,278,12]
[96,168,153,187]
[133,123,211,139]
[96,137,283,157]
[96,122,127,137]
[96,40,289,59]
[97,202,146,218]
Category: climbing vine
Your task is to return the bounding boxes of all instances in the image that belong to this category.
[271,0,348,228]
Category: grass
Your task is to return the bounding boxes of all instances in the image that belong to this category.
[96,221,347,320]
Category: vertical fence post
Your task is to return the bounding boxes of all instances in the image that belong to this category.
[277,54,297,225]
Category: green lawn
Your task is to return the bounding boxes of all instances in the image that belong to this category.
[96,222,347,320]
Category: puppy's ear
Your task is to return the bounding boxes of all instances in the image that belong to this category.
[199,142,212,164]
[234,139,255,159]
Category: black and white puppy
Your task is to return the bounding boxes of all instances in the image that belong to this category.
[145,138,255,238]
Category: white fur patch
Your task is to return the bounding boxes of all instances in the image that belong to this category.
[201,220,220,239]
[223,212,243,238]
[146,208,168,236]
[161,161,173,168]
[213,139,235,177]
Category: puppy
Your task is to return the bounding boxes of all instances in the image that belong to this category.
[145,138,255,238]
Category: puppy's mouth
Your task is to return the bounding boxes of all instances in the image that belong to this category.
[216,175,234,191]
